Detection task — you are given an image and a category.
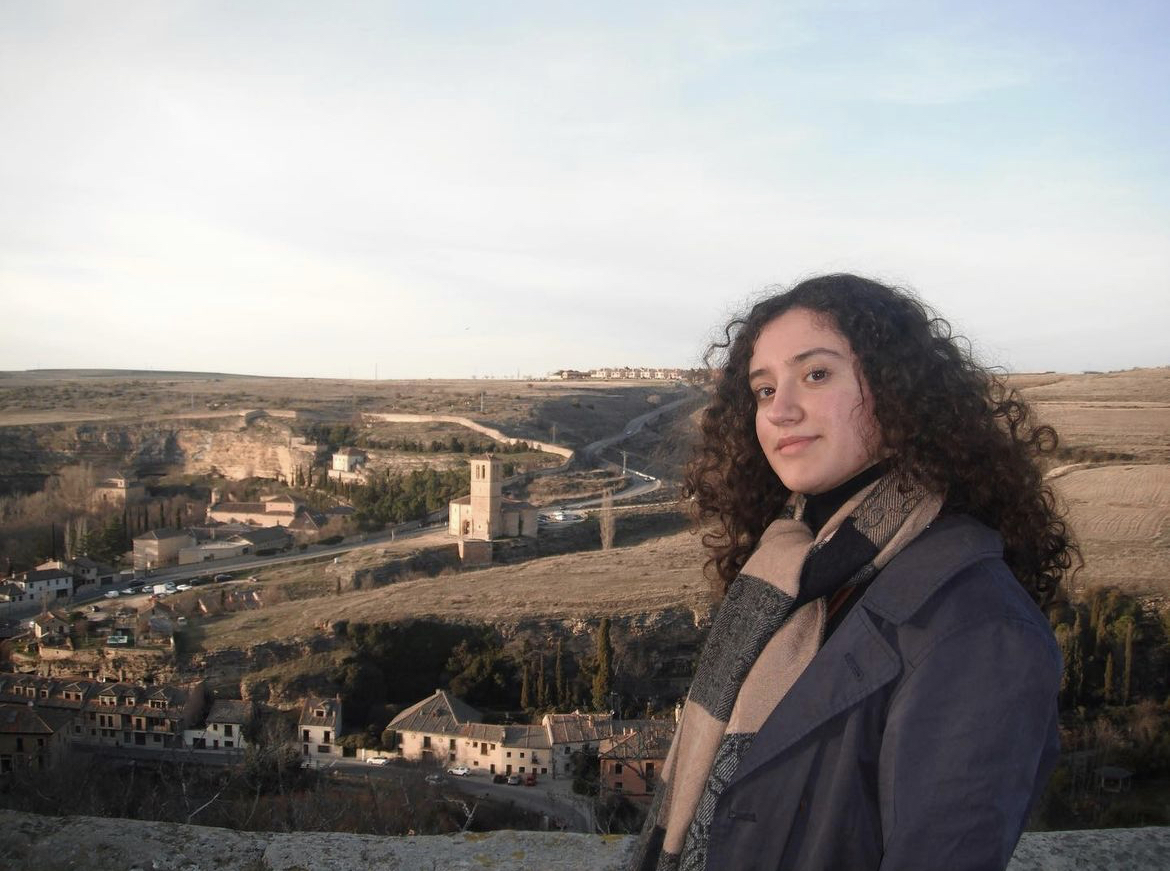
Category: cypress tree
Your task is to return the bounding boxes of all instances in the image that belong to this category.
[537,652,547,709]
[592,618,612,711]
[1123,621,1135,705]
[555,640,565,708]
[520,661,531,709]
[1103,651,1115,704]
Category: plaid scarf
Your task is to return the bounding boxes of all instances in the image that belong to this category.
[631,474,943,871]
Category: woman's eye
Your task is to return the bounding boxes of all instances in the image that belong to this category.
[805,368,829,383]
[752,385,774,401]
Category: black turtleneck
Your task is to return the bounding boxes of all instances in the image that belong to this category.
[800,460,889,640]
[802,460,887,535]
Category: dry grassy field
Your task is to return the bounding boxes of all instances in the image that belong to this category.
[0,370,691,450]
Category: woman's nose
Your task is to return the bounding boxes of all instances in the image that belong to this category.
[764,383,803,425]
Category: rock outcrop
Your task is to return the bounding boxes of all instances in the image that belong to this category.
[2,810,1168,870]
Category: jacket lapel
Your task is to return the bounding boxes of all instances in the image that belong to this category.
[727,606,900,786]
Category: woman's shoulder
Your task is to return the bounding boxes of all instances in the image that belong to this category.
[865,514,1058,658]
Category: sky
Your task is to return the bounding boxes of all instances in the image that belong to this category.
[1,0,1167,379]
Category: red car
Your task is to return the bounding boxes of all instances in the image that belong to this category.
[524,773,537,786]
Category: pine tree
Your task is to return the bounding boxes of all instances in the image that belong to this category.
[592,618,613,711]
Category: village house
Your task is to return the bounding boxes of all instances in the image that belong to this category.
[542,711,626,777]
[299,696,342,760]
[91,472,147,508]
[598,724,675,803]
[31,610,71,645]
[0,703,73,775]
[385,689,481,765]
[328,447,368,483]
[133,528,196,570]
[62,556,118,591]
[206,491,304,528]
[183,699,253,751]
[4,566,73,604]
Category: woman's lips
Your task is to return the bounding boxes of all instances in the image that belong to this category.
[776,436,816,455]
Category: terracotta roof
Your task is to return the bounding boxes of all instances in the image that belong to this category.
[388,690,481,735]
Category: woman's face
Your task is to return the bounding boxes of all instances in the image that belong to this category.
[748,307,883,495]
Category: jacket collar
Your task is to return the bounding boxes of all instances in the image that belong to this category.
[859,514,1003,625]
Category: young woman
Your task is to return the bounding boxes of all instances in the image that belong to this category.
[633,274,1075,871]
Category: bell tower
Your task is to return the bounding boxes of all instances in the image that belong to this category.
[469,455,502,539]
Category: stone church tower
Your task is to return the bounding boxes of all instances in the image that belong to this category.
[469,455,502,540]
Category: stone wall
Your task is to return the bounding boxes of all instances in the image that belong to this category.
[1,810,1167,871]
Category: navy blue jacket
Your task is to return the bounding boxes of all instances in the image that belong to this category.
[705,515,1062,871]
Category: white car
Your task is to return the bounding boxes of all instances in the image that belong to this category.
[176,584,192,591]
[104,591,120,599]
[120,587,135,595]
[366,757,389,766]
[446,765,471,776]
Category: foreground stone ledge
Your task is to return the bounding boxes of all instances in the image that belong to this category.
[2,810,1168,870]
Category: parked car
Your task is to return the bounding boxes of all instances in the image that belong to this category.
[366,757,389,766]
[214,573,232,582]
[506,774,521,785]
[492,774,507,784]
[120,587,136,595]
[176,583,192,591]
[128,580,146,589]
[425,774,443,785]
[524,773,537,786]
[191,576,212,587]
[446,765,471,776]
[104,590,120,598]
[247,575,259,582]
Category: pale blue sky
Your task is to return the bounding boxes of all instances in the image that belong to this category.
[1,1,1166,378]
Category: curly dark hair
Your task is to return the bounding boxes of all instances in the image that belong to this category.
[684,273,1077,605]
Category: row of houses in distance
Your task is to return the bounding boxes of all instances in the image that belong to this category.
[549,367,697,381]
[0,673,253,774]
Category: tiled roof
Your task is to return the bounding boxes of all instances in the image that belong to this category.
[542,712,620,744]
[0,703,73,735]
[233,527,291,546]
[20,567,72,582]
[388,690,482,735]
[136,528,191,541]
[300,697,341,728]
[599,724,675,760]
[208,699,251,725]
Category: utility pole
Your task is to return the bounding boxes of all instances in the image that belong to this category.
[620,451,627,474]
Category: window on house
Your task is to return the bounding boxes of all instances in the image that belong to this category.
[15,738,23,752]
[506,751,512,758]
[615,763,623,774]
[520,752,525,759]
[615,782,623,792]
[423,736,431,748]
[302,729,310,742]
[323,731,331,743]
[318,745,331,754]
[225,724,233,737]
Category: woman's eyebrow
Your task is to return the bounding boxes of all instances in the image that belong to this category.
[789,347,844,365]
